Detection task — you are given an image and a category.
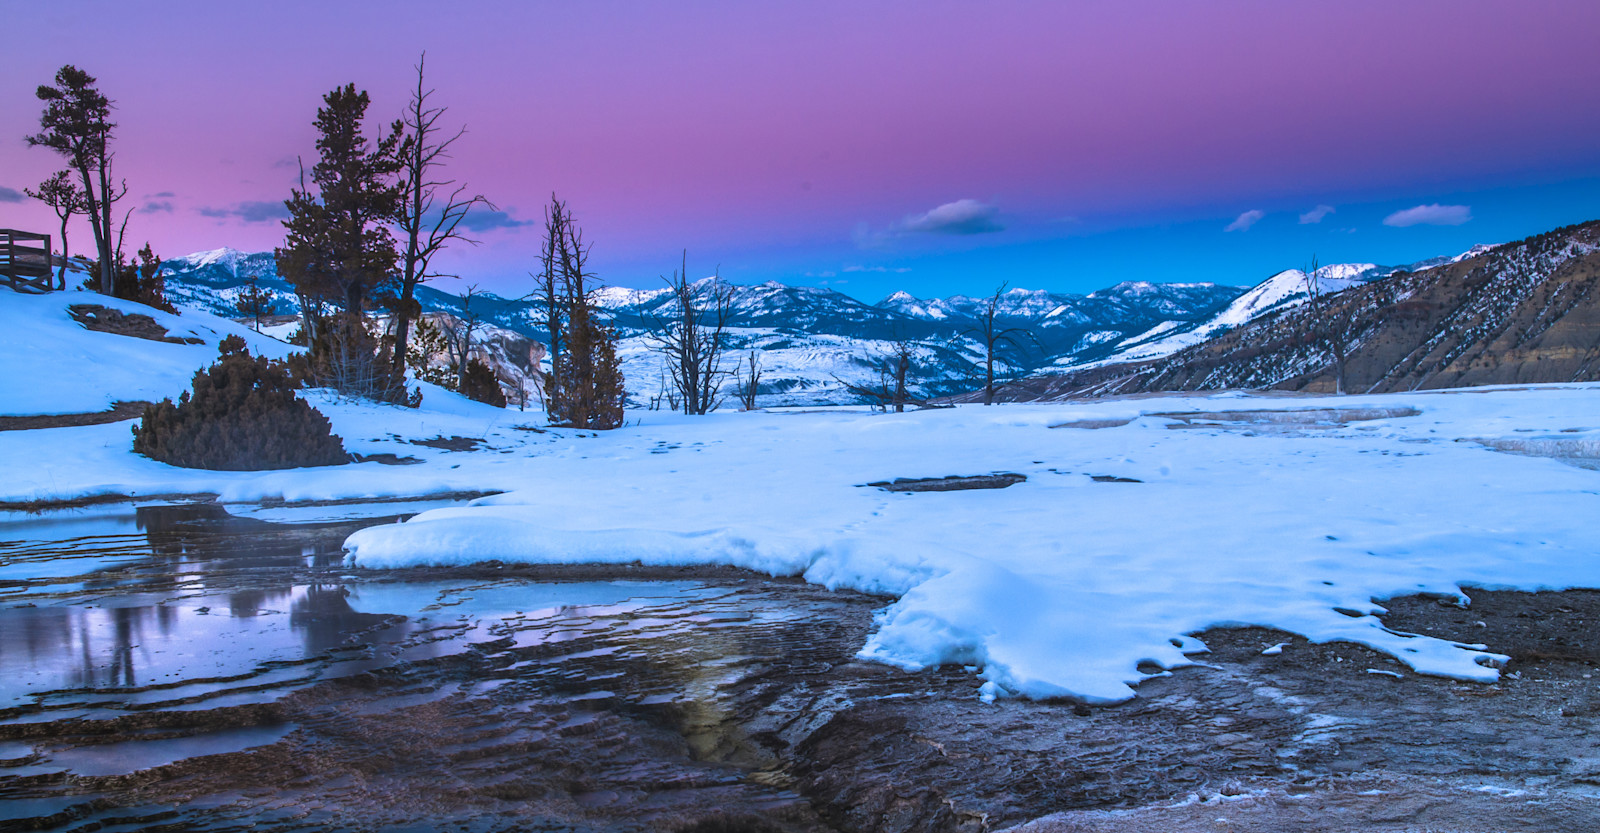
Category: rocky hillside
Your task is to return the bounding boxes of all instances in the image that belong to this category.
[976,220,1600,401]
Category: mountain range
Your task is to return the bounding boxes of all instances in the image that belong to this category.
[155,243,1490,406]
[965,223,1599,401]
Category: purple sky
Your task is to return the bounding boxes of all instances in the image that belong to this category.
[5,0,1600,299]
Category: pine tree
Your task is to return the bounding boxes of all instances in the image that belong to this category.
[406,317,455,387]
[538,196,625,429]
[559,303,625,428]
[111,243,174,312]
[459,358,507,407]
[277,84,403,319]
[133,336,348,470]
[26,66,126,296]
[235,273,274,332]
[276,84,411,403]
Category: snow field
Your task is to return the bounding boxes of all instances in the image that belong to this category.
[346,386,1600,702]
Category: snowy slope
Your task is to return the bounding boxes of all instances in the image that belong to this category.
[0,291,297,416]
[1055,259,1432,371]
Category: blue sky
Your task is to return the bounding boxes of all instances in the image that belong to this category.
[5,1,1598,301]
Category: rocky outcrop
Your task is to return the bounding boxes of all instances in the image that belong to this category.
[402,311,547,408]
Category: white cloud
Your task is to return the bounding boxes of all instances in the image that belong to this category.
[1299,205,1335,224]
[843,265,912,273]
[1383,204,1472,227]
[901,199,1005,235]
[855,199,1005,248]
[1225,209,1265,232]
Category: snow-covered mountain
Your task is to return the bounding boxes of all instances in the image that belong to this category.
[965,224,1592,402]
[1051,252,1499,373]
[156,250,1248,406]
[154,242,1507,406]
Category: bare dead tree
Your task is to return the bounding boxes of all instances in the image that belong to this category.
[834,338,919,412]
[391,53,495,376]
[965,281,1040,405]
[888,339,913,413]
[1301,255,1351,394]
[735,349,763,410]
[646,251,733,414]
[441,284,484,388]
[647,365,674,411]
[532,198,624,429]
[532,196,572,421]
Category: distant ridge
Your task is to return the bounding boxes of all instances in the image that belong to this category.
[157,239,1503,405]
[962,220,1600,401]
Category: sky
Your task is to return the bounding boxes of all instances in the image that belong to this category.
[4,0,1600,301]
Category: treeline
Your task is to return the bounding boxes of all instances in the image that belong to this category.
[22,59,628,435]
[22,59,1022,438]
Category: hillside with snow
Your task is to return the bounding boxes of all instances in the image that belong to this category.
[159,246,1503,407]
[988,223,1596,400]
[155,250,1245,405]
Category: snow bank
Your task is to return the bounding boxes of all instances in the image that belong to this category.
[347,385,1600,702]
[0,292,530,505]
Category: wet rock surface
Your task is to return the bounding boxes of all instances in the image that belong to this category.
[4,505,1600,832]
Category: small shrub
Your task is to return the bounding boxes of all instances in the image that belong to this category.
[132,335,348,470]
[459,358,507,407]
[83,244,177,313]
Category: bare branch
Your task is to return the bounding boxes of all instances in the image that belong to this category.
[644,252,734,414]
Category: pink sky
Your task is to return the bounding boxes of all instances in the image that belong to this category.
[4,0,1599,296]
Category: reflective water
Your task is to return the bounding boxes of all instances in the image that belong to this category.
[0,501,877,832]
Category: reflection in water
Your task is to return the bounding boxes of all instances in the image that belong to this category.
[0,502,877,832]
[0,503,362,704]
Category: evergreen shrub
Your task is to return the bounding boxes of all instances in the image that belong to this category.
[459,358,507,407]
[133,335,349,470]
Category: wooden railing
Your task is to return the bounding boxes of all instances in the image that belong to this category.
[0,229,56,293]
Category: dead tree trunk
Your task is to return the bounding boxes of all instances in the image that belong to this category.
[964,282,1037,405]
[535,197,570,423]
[737,349,762,410]
[646,251,732,415]
[392,52,494,377]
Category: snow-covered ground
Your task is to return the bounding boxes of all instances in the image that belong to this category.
[5,290,1600,705]
[340,388,1600,703]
